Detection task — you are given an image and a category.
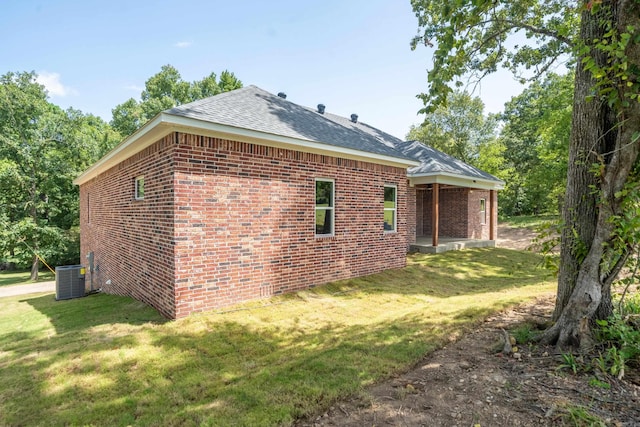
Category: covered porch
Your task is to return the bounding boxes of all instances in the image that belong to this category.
[411,182,499,253]
[394,140,505,253]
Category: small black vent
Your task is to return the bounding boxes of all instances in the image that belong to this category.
[350,114,358,123]
[317,104,326,114]
[277,92,287,99]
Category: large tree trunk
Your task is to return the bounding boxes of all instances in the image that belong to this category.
[545,0,640,349]
[553,3,612,322]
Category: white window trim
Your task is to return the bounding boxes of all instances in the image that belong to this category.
[315,178,335,237]
[480,198,486,224]
[135,175,145,200]
[384,184,397,233]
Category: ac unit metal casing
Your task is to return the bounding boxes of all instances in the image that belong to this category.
[55,265,86,300]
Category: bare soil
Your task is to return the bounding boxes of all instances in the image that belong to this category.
[296,225,640,426]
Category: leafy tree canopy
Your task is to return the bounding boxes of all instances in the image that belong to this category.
[0,71,118,276]
[498,72,573,216]
[111,65,243,136]
[406,90,497,166]
[411,0,578,112]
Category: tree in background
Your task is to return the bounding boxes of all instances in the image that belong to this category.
[406,90,497,167]
[411,0,640,349]
[498,73,573,216]
[111,65,243,136]
[0,72,119,279]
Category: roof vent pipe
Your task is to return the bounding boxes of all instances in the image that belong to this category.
[317,104,325,114]
[350,114,358,123]
[277,92,287,99]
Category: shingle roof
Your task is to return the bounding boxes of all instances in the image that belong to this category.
[319,109,502,184]
[165,85,414,161]
[395,140,503,182]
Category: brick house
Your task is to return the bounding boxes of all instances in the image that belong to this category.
[74,86,503,318]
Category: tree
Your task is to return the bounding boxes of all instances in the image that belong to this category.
[498,73,573,216]
[111,65,243,136]
[407,90,498,166]
[411,0,640,349]
[0,72,119,279]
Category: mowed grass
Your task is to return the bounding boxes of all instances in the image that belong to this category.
[501,214,559,229]
[0,269,55,287]
[0,249,555,426]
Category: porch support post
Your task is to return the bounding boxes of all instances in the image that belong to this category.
[489,189,496,240]
[432,183,439,246]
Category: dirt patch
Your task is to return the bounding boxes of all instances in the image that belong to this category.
[497,224,539,251]
[297,296,640,426]
[296,226,640,426]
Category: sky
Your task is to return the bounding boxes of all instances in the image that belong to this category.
[1,0,529,140]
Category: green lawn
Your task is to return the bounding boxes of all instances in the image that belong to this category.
[501,214,559,229]
[0,249,555,426]
[0,269,55,287]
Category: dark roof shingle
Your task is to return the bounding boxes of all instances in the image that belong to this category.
[165,85,413,161]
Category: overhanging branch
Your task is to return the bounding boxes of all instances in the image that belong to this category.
[503,19,574,47]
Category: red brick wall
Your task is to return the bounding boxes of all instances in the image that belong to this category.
[79,135,177,318]
[80,132,409,318]
[466,189,494,240]
[171,133,408,317]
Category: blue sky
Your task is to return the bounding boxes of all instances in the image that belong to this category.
[1,0,527,139]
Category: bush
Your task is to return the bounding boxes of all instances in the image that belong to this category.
[595,294,640,379]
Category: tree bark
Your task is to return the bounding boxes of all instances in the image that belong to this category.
[553,4,611,321]
[30,255,39,281]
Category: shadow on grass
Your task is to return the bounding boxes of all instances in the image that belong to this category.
[0,248,553,426]
[22,293,167,334]
[0,300,513,426]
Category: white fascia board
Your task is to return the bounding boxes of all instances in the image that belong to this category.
[409,172,505,190]
[74,113,419,185]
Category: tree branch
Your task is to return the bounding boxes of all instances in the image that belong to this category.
[504,20,574,47]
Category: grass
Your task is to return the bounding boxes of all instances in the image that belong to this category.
[0,248,555,426]
[0,269,55,287]
[501,214,559,229]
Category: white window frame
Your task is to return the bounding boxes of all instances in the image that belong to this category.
[135,175,145,200]
[384,184,397,233]
[315,178,335,237]
[480,198,486,224]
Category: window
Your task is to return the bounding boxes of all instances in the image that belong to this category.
[135,175,145,200]
[480,198,486,224]
[384,185,397,232]
[315,179,334,236]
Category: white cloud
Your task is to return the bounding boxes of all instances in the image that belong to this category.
[173,41,192,48]
[125,84,144,92]
[36,72,77,97]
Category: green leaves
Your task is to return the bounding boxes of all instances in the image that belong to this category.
[110,65,243,136]
[0,72,116,270]
[411,0,577,111]
[407,90,497,166]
